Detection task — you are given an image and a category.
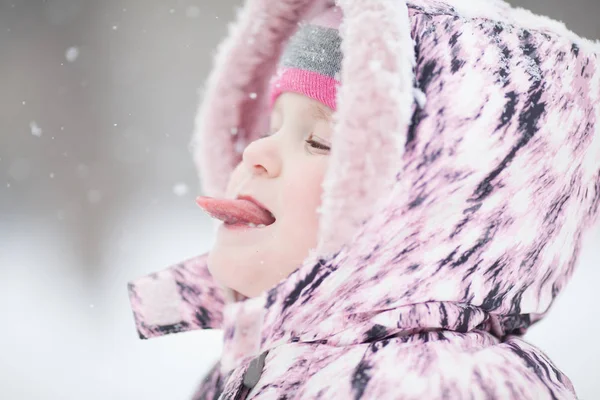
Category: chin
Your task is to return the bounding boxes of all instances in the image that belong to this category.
[207,247,264,299]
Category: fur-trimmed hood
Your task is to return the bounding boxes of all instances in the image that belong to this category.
[128,0,600,398]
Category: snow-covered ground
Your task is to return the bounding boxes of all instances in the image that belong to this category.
[0,191,223,400]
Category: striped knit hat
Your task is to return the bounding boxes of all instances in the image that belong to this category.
[269,6,343,112]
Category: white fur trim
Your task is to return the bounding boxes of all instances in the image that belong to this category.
[315,0,416,257]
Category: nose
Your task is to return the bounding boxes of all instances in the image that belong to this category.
[241,135,282,177]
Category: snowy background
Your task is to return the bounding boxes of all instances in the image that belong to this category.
[0,0,598,399]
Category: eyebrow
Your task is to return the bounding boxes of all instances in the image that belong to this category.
[272,101,332,121]
[310,103,332,121]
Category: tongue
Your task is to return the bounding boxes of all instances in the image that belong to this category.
[195,196,276,226]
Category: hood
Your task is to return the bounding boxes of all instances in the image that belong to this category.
[128,0,600,376]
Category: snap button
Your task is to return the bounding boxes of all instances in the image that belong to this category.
[242,350,268,389]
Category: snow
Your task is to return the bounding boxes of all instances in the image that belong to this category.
[234,138,245,154]
[369,59,382,72]
[0,212,221,400]
[29,121,42,137]
[65,46,79,62]
[172,183,189,196]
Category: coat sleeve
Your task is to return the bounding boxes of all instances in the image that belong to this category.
[355,335,577,400]
[127,252,226,339]
[297,334,577,400]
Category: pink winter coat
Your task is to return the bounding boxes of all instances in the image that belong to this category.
[128,0,600,398]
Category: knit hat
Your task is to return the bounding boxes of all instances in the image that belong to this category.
[269,6,344,112]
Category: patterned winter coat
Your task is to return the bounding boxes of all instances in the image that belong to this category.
[127,0,600,398]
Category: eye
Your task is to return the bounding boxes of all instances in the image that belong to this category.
[305,134,330,151]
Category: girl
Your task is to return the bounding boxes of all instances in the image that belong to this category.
[128,1,600,399]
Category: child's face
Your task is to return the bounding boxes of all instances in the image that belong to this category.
[207,92,333,299]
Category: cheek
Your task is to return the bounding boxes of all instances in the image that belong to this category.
[281,162,328,224]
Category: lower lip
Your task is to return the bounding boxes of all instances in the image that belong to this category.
[216,220,276,243]
[223,222,265,231]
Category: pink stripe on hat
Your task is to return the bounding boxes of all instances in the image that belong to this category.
[270,67,340,111]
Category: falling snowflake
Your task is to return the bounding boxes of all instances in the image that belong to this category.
[369,59,382,72]
[234,139,245,154]
[249,92,257,99]
[65,46,79,62]
[30,121,42,137]
[173,183,189,196]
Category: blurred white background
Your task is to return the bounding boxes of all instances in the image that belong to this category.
[0,0,598,399]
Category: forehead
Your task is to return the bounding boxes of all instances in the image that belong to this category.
[273,93,332,121]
